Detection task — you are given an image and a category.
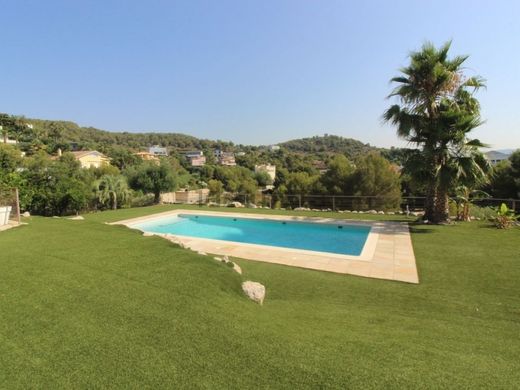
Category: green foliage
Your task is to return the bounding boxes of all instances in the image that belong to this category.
[0,144,22,172]
[351,152,402,209]
[285,171,318,195]
[384,41,487,223]
[452,187,490,221]
[487,150,520,198]
[280,134,375,158]
[492,203,518,229]
[21,154,92,216]
[207,179,224,197]
[107,146,142,170]
[254,171,273,187]
[320,154,355,194]
[95,175,131,210]
[126,162,176,203]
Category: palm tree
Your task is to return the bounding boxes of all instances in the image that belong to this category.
[383,41,486,223]
[95,175,131,210]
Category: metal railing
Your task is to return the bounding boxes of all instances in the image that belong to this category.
[190,192,519,213]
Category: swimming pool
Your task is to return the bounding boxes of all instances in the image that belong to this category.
[132,213,371,256]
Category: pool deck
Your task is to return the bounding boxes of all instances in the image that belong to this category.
[114,210,419,284]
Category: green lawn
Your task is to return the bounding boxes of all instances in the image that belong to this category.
[0,205,519,388]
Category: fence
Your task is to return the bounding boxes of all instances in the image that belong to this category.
[204,193,419,212]
[0,187,21,226]
[192,192,519,213]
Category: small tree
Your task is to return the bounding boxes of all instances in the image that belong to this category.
[127,162,176,204]
[320,154,355,194]
[351,153,401,210]
[207,179,224,199]
[95,175,131,210]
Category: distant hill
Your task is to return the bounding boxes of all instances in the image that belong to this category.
[26,118,234,152]
[277,134,377,158]
[9,116,386,159]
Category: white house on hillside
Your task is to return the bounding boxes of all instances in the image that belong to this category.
[255,164,276,181]
[149,146,168,156]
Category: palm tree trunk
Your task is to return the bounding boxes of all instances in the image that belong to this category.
[433,187,450,223]
[423,181,436,221]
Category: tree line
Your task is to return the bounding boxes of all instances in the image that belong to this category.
[1,42,519,222]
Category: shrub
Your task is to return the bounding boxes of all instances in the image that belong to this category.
[491,203,518,229]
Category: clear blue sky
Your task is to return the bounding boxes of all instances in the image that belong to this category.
[2,0,519,148]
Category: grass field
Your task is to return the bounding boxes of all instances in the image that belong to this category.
[0,205,519,388]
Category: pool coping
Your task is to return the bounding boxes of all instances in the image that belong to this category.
[113,209,419,284]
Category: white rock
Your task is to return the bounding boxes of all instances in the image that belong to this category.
[223,255,230,262]
[69,215,84,220]
[378,211,385,215]
[22,211,30,217]
[387,211,395,215]
[213,256,222,261]
[247,203,258,208]
[242,281,266,305]
[233,263,242,275]
[197,251,207,256]
[143,232,154,237]
[227,201,244,208]
[368,210,377,214]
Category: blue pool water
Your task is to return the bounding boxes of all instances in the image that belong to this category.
[133,214,370,256]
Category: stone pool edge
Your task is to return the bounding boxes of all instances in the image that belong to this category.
[112,209,419,284]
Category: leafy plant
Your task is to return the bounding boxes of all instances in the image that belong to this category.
[452,187,490,221]
[491,203,518,229]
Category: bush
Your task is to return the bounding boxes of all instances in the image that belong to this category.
[130,193,155,208]
[491,203,518,229]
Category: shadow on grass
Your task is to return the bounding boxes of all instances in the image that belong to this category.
[408,222,436,234]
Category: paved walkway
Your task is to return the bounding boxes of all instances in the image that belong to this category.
[0,221,21,232]
[115,210,419,284]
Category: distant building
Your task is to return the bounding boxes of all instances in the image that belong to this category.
[485,150,511,165]
[214,150,236,166]
[268,145,280,151]
[312,160,328,174]
[219,152,236,166]
[70,151,110,169]
[4,138,17,145]
[183,151,206,167]
[149,145,168,157]
[254,164,276,181]
[185,150,204,158]
[135,151,160,164]
[235,151,246,156]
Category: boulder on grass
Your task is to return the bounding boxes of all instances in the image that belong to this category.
[68,215,84,220]
[22,211,31,217]
[242,281,266,305]
[233,263,242,275]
